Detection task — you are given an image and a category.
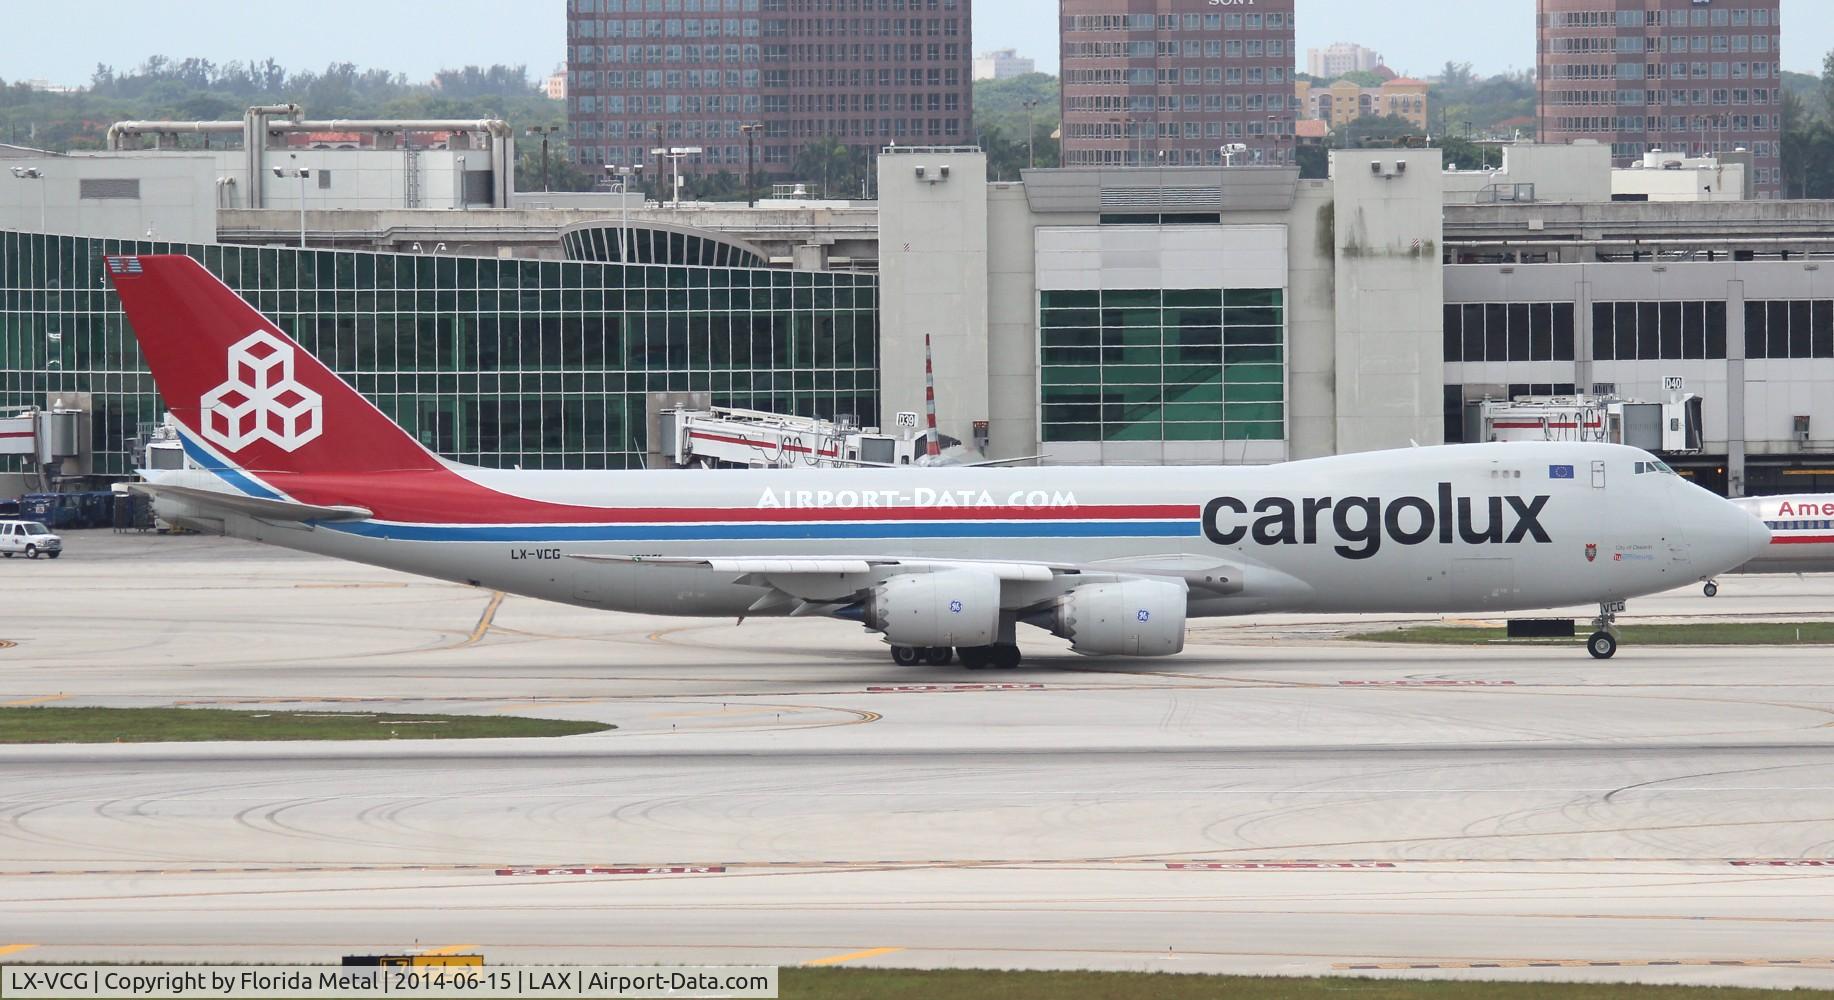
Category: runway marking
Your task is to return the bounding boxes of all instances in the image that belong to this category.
[0,945,36,958]
[1337,958,1834,971]
[864,684,1046,693]
[464,592,506,646]
[1168,862,1398,871]
[1339,680,1518,687]
[422,944,479,956]
[803,947,903,966]
[0,694,66,707]
[0,639,16,650]
[1731,860,1834,867]
[497,867,727,877]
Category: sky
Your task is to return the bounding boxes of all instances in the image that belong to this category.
[5,1,1833,88]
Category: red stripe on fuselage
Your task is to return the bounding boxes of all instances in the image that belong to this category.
[1772,535,1834,545]
[239,468,1198,526]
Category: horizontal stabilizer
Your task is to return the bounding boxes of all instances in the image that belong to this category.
[128,483,372,523]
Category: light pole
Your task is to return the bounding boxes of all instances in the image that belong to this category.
[1022,98,1039,170]
[650,146,703,208]
[526,125,560,192]
[10,166,45,233]
[740,122,763,206]
[271,166,310,248]
[603,163,644,262]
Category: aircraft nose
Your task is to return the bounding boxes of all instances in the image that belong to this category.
[1694,495,1769,577]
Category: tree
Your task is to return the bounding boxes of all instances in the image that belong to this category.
[792,136,863,199]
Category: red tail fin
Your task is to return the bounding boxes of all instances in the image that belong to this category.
[107,254,442,475]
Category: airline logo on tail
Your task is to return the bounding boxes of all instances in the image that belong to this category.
[200,331,324,452]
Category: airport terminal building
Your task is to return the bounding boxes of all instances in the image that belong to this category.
[0,230,878,479]
[5,128,1834,498]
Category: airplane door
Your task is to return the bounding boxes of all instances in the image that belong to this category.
[1591,460,1607,488]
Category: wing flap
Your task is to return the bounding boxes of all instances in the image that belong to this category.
[128,482,372,523]
[568,554,1061,581]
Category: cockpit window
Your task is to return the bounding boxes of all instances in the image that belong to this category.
[1633,460,1678,476]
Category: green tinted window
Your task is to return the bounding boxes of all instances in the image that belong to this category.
[1038,288,1284,443]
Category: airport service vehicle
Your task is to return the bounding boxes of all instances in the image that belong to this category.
[1699,495,1834,595]
[0,519,62,559]
[106,254,1768,664]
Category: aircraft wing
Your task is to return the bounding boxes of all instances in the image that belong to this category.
[127,482,373,523]
[569,554,1244,615]
[569,553,1062,580]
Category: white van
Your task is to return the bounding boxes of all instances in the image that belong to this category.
[0,520,62,559]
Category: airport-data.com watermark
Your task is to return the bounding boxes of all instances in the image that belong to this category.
[0,967,778,999]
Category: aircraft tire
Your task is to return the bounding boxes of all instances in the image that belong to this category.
[1703,581,1719,597]
[891,646,922,666]
[923,646,954,666]
[1587,631,1618,660]
[992,645,1022,670]
[958,646,992,669]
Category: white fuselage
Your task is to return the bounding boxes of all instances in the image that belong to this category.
[153,440,1764,622]
[1732,494,1834,575]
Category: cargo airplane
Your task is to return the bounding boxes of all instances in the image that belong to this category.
[108,255,1768,665]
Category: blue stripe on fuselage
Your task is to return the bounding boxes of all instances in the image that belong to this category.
[177,433,284,501]
[322,520,1201,542]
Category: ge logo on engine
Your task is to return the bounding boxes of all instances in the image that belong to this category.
[948,600,964,614]
[1136,609,1151,623]
[200,331,324,453]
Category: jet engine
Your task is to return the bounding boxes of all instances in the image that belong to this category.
[861,569,1001,647]
[1032,579,1187,656]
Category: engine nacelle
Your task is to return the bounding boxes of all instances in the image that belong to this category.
[1038,579,1187,656]
[864,569,1001,647]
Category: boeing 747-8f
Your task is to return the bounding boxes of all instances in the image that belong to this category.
[107,255,1768,664]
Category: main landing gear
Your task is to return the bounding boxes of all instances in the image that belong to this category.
[1587,601,1623,660]
[1703,580,1720,598]
[890,644,1022,669]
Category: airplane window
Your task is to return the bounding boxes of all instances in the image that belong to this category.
[1634,462,1647,474]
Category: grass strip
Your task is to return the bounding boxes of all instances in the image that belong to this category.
[0,706,611,743]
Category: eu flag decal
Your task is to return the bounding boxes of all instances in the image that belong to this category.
[1549,464,1576,480]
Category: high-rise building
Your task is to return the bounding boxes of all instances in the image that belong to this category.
[1537,0,1782,198]
[974,48,1037,81]
[1058,0,1298,168]
[1307,42,1383,80]
[565,0,973,184]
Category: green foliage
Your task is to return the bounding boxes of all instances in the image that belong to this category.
[0,706,612,743]
[792,135,866,199]
[0,56,559,151]
[1778,53,1834,198]
[974,73,1060,180]
[1428,66,1536,140]
[1336,70,1387,88]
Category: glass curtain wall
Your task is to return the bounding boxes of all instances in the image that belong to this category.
[0,230,879,476]
[1038,287,1285,443]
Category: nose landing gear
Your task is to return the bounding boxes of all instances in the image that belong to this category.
[1587,601,1624,659]
[1703,580,1719,598]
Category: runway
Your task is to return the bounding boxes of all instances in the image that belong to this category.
[5,533,1834,987]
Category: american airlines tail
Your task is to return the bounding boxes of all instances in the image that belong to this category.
[108,254,1770,665]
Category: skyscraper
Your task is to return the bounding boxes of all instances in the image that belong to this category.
[565,0,972,187]
[1537,0,1782,198]
[1058,0,1298,168]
